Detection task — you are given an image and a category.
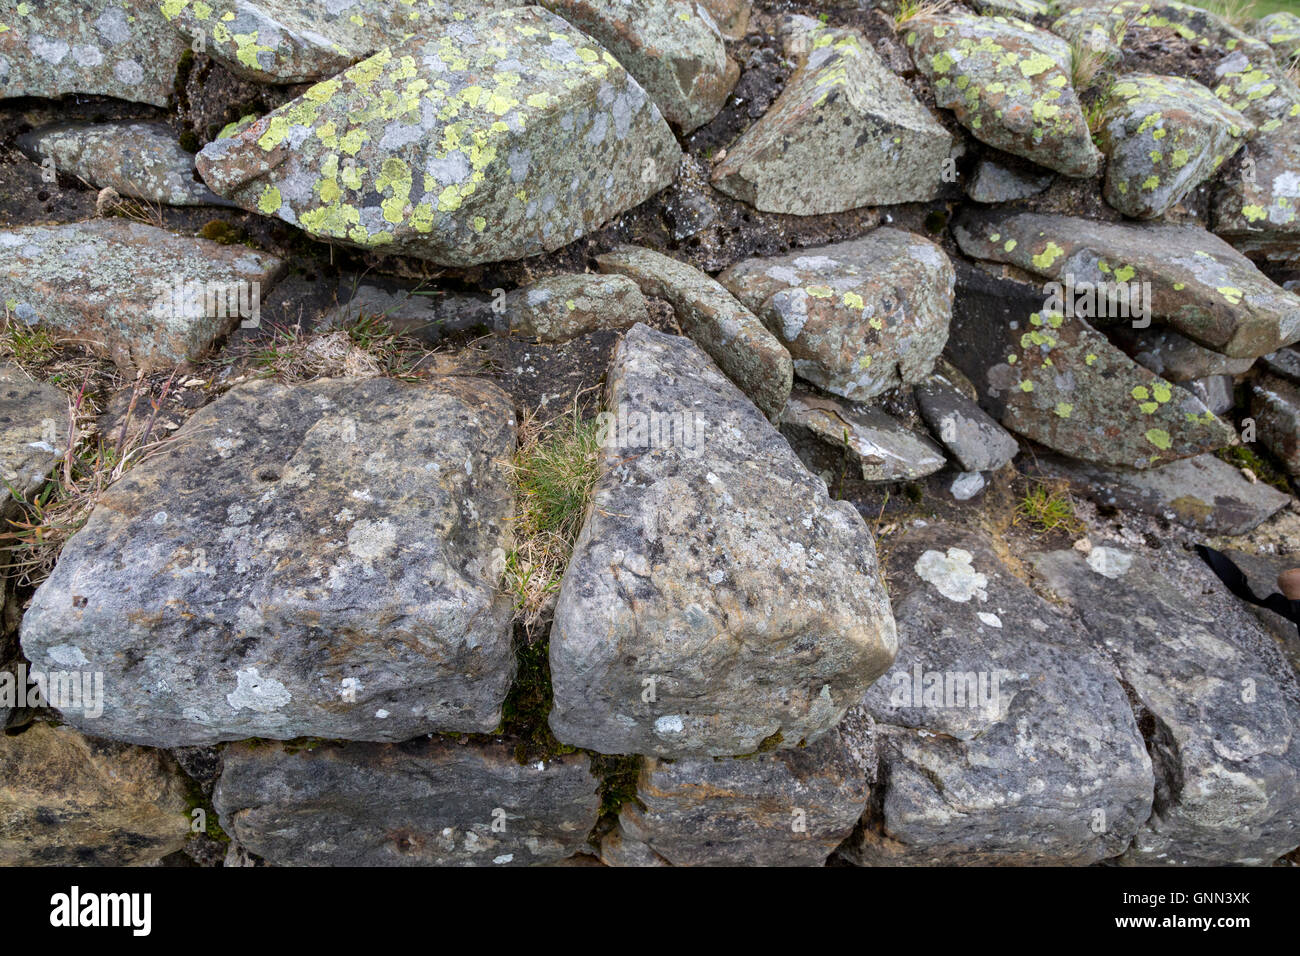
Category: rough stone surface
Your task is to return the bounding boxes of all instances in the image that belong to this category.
[21,376,518,747]
[214,738,600,866]
[1259,346,1300,383]
[712,25,952,214]
[540,0,738,133]
[1252,373,1300,475]
[0,723,190,866]
[1036,452,1291,535]
[161,0,516,84]
[1255,11,1300,63]
[321,280,496,342]
[508,273,647,343]
[1219,548,1300,674]
[18,121,230,207]
[1107,325,1256,382]
[780,387,946,483]
[965,157,1053,203]
[718,229,954,403]
[1096,73,1251,220]
[954,208,1300,358]
[0,364,65,519]
[196,6,682,266]
[1033,546,1300,866]
[0,220,284,370]
[603,725,870,867]
[0,0,188,106]
[597,245,792,421]
[946,260,1236,469]
[905,13,1101,178]
[840,525,1153,866]
[549,325,897,758]
[914,372,1020,473]
[700,0,750,40]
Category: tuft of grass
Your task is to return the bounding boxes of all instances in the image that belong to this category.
[1192,0,1260,28]
[501,403,603,630]
[894,0,951,28]
[1070,38,1113,93]
[1014,479,1086,537]
[0,322,60,369]
[239,315,425,382]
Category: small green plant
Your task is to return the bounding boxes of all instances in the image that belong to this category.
[1015,479,1086,537]
[1216,444,1292,492]
[1194,0,1259,28]
[894,0,950,28]
[1070,38,1112,93]
[0,321,60,369]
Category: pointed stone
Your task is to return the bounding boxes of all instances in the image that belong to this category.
[1106,325,1255,382]
[914,373,1019,473]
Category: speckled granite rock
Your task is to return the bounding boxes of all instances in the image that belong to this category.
[711,25,952,214]
[18,121,231,207]
[1033,545,1300,866]
[196,6,681,266]
[1251,373,1300,475]
[21,376,518,747]
[214,738,600,866]
[597,245,792,421]
[0,220,284,370]
[965,157,1053,203]
[0,364,66,520]
[549,325,897,757]
[0,723,190,866]
[0,0,188,106]
[914,372,1019,473]
[507,273,647,343]
[718,229,954,403]
[840,525,1153,866]
[540,0,738,133]
[905,12,1101,178]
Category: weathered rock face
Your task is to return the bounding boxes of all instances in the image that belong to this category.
[905,13,1101,178]
[839,526,1153,866]
[21,376,518,747]
[0,221,284,370]
[1095,74,1251,220]
[602,725,870,867]
[1255,11,1300,63]
[507,273,646,343]
[1036,452,1291,535]
[1218,548,1300,674]
[196,6,681,266]
[946,260,1236,469]
[718,230,954,403]
[1106,325,1255,382]
[699,0,750,40]
[711,26,952,214]
[321,280,497,343]
[965,157,1053,203]
[0,723,190,865]
[18,121,230,207]
[549,325,897,758]
[214,738,600,866]
[0,0,188,106]
[597,245,792,421]
[954,208,1300,358]
[161,0,516,84]
[1033,546,1300,865]
[914,372,1019,473]
[540,0,738,133]
[1252,373,1300,475]
[780,387,947,483]
[0,365,65,520]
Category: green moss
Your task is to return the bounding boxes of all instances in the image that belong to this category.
[1216,444,1292,492]
[497,635,577,765]
[590,753,643,818]
[179,772,230,845]
[199,219,242,244]
[178,129,200,153]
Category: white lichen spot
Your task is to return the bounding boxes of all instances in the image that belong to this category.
[654,714,684,736]
[226,668,291,713]
[977,612,1003,628]
[1087,546,1133,579]
[914,548,989,603]
[47,644,90,667]
[347,518,396,562]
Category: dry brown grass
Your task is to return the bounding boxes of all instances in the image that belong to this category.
[893,0,953,28]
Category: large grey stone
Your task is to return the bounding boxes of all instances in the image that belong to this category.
[1106,325,1255,382]
[507,273,647,344]
[549,325,897,757]
[914,372,1019,473]
[0,364,65,520]
[1251,373,1300,475]
[21,376,518,747]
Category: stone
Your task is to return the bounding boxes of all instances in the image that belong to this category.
[1255,11,1300,64]
[718,229,954,403]
[0,0,188,107]
[1095,73,1251,220]
[0,220,284,370]
[1035,452,1291,535]
[905,13,1101,178]
[160,0,516,84]
[711,25,952,214]
[1251,373,1300,475]
[507,273,646,343]
[540,0,738,134]
[549,325,897,757]
[914,372,1019,473]
[1219,549,1300,674]
[1033,545,1300,865]
[18,121,231,207]
[603,725,870,867]
[839,525,1153,866]
[973,0,1051,17]
[196,6,681,266]
[1106,325,1255,382]
[1260,347,1300,383]
[214,738,600,866]
[780,387,947,483]
[597,245,792,421]
[965,157,1053,203]
[945,259,1236,469]
[321,280,497,343]
[954,208,1300,358]
[700,0,751,40]
[21,376,518,747]
[0,364,66,520]
[1184,373,1235,416]
[0,723,190,866]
